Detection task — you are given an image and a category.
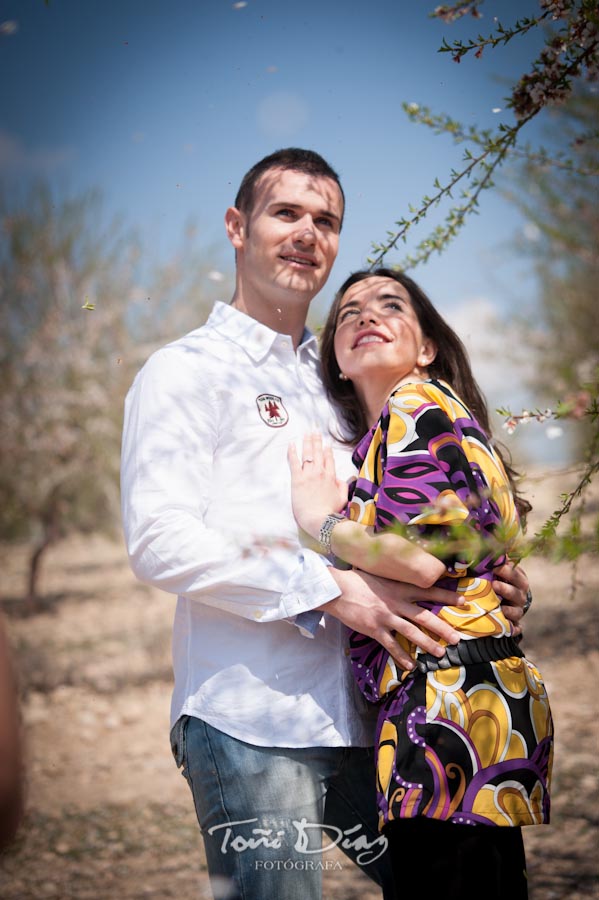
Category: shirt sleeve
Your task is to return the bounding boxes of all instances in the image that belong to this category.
[378,393,510,573]
[293,608,324,638]
[378,405,473,535]
[120,348,342,622]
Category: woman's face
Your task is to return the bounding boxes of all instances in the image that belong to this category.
[333,276,436,390]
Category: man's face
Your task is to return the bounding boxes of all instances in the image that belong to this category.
[232,167,343,305]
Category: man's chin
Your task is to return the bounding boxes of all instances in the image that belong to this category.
[275,269,325,296]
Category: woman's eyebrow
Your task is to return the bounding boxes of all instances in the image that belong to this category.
[338,291,406,315]
[337,299,361,313]
[376,292,405,301]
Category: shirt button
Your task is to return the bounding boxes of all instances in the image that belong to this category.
[344,648,350,657]
[253,610,264,620]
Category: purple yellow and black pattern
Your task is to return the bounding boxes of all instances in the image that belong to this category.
[347,379,553,831]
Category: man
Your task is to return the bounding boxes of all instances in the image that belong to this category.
[121,149,528,900]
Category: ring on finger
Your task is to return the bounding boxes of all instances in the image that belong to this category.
[523,589,533,615]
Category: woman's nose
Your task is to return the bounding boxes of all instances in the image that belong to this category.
[358,305,379,325]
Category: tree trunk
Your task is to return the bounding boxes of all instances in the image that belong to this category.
[25,515,60,613]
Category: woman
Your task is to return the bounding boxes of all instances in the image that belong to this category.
[289,268,553,900]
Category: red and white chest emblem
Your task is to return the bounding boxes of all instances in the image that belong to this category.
[256,393,289,428]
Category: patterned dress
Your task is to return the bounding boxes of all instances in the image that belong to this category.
[347,379,553,831]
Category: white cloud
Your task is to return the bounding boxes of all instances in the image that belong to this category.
[0,130,75,174]
[523,222,541,242]
[445,296,533,397]
[444,297,573,465]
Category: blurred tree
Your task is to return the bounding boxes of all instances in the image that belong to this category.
[0,185,134,605]
[507,87,598,452]
[371,0,598,557]
[501,87,599,559]
[0,184,223,606]
[369,0,599,269]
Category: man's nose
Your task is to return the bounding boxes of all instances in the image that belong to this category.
[293,216,316,245]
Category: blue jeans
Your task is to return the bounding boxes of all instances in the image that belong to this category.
[170,716,393,900]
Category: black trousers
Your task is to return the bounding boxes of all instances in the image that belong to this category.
[385,817,528,900]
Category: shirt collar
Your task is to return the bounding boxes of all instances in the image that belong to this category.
[207,301,319,363]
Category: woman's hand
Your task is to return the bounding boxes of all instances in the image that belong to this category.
[493,559,530,636]
[287,433,349,541]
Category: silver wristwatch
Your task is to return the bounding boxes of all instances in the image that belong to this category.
[318,513,346,554]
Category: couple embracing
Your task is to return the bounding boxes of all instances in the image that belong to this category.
[121,149,553,900]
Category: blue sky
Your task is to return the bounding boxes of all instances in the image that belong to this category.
[0,0,578,462]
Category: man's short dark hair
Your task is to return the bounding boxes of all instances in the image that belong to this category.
[234,148,345,229]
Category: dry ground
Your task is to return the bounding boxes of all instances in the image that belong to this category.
[0,469,597,899]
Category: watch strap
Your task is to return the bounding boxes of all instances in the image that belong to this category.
[318,513,346,554]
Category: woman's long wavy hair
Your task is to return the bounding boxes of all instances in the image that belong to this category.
[320,267,531,522]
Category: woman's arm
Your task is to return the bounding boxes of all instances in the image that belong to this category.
[288,434,446,587]
[288,431,461,703]
[330,520,446,588]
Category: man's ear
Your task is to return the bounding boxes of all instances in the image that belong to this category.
[419,338,437,367]
[225,206,246,250]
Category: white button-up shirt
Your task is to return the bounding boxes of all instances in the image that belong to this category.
[121,302,375,747]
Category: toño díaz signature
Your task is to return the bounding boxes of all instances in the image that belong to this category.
[206,817,388,866]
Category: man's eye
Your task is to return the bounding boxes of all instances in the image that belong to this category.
[316,217,333,228]
[276,208,295,218]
